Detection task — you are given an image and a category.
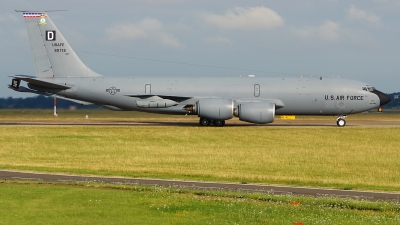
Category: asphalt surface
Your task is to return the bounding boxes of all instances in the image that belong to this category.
[1,170,399,201]
[1,118,400,127]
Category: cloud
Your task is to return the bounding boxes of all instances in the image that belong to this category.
[105,18,182,48]
[106,24,147,40]
[139,0,184,3]
[0,13,18,23]
[294,20,379,48]
[347,5,381,26]
[295,21,341,42]
[15,29,28,39]
[203,36,233,45]
[202,6,284,31]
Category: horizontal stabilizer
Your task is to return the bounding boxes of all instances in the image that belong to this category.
[10,75,71,89]
[7,84,44,94]
[8,85,28,92]
[7,83,92,105]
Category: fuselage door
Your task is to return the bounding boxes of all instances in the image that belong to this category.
[254,84,260,97]
[145,84,151,94]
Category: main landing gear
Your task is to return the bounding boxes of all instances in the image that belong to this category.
[336,115,347,127]
[199,118,225,127]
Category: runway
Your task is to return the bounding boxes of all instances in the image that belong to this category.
[1,118,400,127]
[1,170,399,201]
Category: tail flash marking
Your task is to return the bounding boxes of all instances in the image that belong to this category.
[23,12,46,18]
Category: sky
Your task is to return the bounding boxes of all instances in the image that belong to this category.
[1,0,399,98]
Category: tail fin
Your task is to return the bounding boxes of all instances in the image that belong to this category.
[19,11,101,78]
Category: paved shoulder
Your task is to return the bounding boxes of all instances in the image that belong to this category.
[1,170,399,201]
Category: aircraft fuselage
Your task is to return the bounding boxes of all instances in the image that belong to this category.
[34,76,380,116]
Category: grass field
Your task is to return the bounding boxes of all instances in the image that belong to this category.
[1,181,399,225]
[1,109,400,223]
[0,125,399,191]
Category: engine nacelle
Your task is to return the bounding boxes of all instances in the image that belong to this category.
[235,102,275,124]
[195,98,233,120]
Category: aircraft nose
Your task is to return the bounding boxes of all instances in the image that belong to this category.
[372,90,391,106]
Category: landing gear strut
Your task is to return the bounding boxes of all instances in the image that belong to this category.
[336,115,347,127]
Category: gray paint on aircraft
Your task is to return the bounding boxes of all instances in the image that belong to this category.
[9,11,390,126]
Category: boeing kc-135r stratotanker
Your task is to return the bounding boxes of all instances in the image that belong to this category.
[9,11,390,127]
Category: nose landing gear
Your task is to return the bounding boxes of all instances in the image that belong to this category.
[336,115,347,127]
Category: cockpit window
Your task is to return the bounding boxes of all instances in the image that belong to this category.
[362,86,376,92]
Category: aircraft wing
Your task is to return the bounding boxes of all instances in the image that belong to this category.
[126,94,192,103]
[126,95,282,109]
[49,95,93,105]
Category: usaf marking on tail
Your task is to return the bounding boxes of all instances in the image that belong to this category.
[9,11,390,127]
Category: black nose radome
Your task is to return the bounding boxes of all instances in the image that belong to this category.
[372,90,391,106]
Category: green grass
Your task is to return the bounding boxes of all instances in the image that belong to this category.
[1,109,399,223]
[1,181,399,225]
[0,126,400,191]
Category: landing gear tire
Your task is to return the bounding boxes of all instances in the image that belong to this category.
[336,118,346,127]
[199,118,211,126]
[214,120,225,127]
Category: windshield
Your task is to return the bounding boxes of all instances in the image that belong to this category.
[362,86,376,92]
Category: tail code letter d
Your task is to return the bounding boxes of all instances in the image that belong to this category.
[46,30,56,41]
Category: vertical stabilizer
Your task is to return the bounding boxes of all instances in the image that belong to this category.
[20,11,101,78]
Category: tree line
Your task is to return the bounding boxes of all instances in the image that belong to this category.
[0,96,99,109]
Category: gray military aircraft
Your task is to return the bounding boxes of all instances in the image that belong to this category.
[9,11,390,127]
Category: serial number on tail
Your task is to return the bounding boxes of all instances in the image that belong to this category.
[54,49,66,53]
